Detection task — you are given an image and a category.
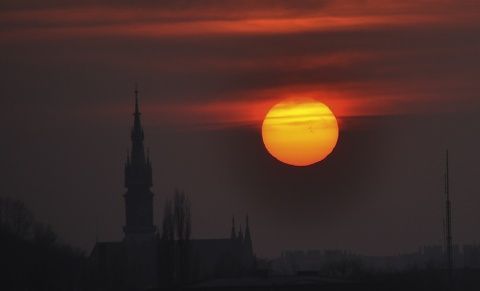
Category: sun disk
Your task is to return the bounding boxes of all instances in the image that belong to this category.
[261,97,339,166]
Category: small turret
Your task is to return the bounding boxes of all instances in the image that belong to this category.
[244,214,252,245]
[244,214,253,258]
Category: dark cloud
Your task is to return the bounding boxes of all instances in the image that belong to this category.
[1,0,332,13]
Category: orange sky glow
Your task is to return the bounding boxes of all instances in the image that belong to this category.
[2,0,480,129]
[91,84,396,131]
[3,0,480,260]
[2,4,478,40]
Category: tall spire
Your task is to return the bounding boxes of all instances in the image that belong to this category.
[125,85,152,188]
[122,85,157,289]
[244,214,251,244]
[130,84,146,166]
[231,215,236,240]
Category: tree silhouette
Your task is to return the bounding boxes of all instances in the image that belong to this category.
[0,197,85,290]
[158,189,192,288]
[0,197,34,238]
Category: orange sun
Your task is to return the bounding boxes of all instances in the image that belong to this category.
[261,97,339,166]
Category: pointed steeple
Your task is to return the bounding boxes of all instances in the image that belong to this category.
[125,85,152,188]
[231,215,236,240]
[122,86,157,289]
[244,214,252,245]
[130,84,147,166]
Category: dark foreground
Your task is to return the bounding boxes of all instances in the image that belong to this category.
[181,269,480,291]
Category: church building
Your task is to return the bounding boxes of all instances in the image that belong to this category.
[190,215,256,279]
[88,87,157,291]
[87,87,255,290]
[122,85,158,289]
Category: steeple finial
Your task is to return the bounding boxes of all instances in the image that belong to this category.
[130,84,145,163]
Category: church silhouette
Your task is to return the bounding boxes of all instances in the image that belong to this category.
[87,88,256,291]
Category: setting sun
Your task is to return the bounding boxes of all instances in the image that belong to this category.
[262,98,339,166]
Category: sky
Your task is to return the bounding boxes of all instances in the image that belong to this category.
[1,0,480,258]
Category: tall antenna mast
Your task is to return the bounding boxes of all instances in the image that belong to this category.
[445,150,453,285]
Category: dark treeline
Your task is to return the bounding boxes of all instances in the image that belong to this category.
[0,197,86,291]
[157,189,195,289]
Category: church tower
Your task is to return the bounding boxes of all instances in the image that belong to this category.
[123,86,157,290]
[124,85,155,240]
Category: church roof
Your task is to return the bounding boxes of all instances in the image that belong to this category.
[88,241,125,261]
[190,239,245,278]
[87,241,126,274]
[190,239,242,256]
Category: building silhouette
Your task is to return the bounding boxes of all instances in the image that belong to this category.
[89,87,157,291]
[191,215,256,279]
[88,88,255,290]
[122,86,158,289]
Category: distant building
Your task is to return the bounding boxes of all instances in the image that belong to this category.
[87,88,255,290]
[273,243,478,275]
[191,215,256,279]
[463,243,480,268]
[421,245,443,267]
